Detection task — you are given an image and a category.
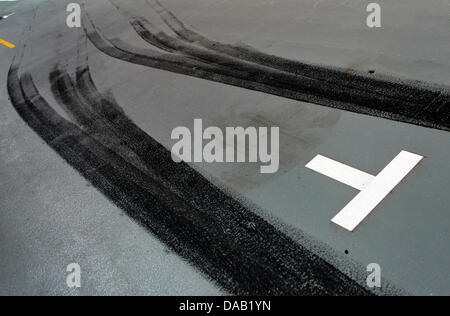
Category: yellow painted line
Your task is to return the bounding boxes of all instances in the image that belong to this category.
[0,38,15,48]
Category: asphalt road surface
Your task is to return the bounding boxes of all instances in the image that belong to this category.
[0,0,449,295]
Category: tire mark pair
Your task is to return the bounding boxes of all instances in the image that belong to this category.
[88,0,449,131]
[8,8,373,295]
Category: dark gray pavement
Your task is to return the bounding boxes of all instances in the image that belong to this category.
[0,0,449,295]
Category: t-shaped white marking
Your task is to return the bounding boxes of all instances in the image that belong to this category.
[306,150,423,232]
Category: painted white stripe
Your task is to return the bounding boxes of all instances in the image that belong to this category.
[331,151,423,231]
[306,155,375,190]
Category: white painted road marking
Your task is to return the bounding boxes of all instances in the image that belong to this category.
[306,155,375,190]
[306,151,424,232]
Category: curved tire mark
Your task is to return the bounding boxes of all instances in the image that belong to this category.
[98,0,450,131]
[8,23,374,295]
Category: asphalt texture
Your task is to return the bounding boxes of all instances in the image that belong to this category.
[0,0,449,295]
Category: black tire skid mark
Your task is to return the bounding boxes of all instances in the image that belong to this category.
[111,0,309,75]
[72,40,375,296]
[108,0,176,53]
[9,52,279,297]
[109,1,424,120]
[8,25,373,295]
[83,11,344,120]
[83,10,414,133]
[83,12,272,92]
[49,63,151,174]
[148,0,446,105]
[110,0,450,131]
[145,1,450,131]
